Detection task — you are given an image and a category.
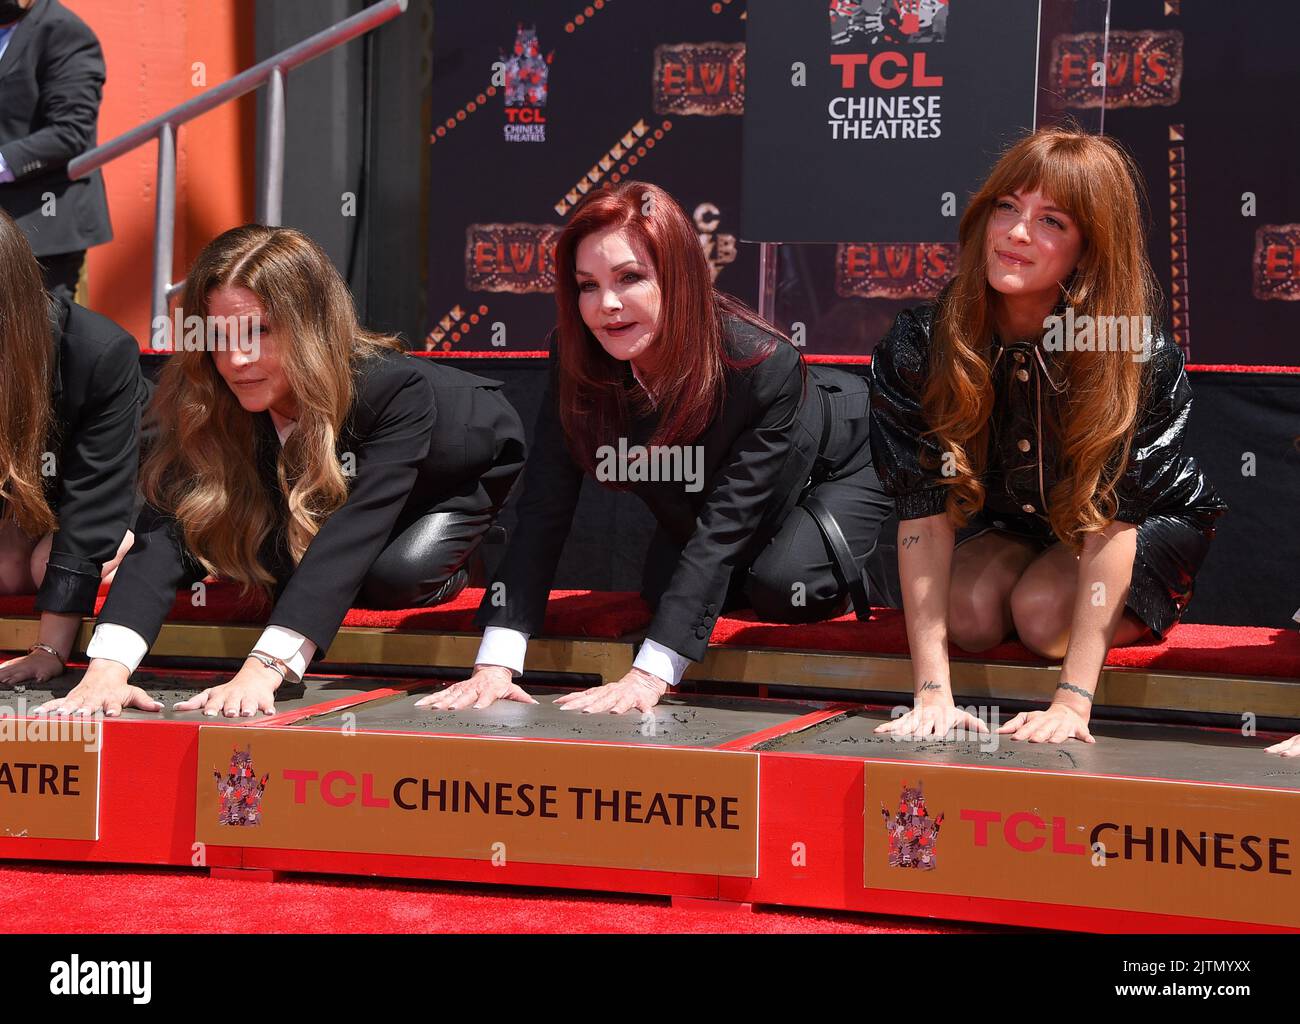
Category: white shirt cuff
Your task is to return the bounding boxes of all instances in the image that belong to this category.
[0,151,13,184]
[634,637,689,688]
[475,626,529,677]
[86,622,150,674]
[254,625,315,681]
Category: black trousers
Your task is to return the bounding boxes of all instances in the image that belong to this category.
[354,507,496,610]
[735,460,895,622]
[733,366,895,622]
[38,251,85,306]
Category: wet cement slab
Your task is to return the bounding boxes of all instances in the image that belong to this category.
[0,668,390,722]
[292,687,832,748]
[757,708,1300,789]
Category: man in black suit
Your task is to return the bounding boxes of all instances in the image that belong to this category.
[0,0,112,303]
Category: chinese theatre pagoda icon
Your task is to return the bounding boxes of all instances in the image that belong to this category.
[882,780,944,869]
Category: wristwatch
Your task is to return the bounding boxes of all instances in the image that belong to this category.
[247,650,299,685]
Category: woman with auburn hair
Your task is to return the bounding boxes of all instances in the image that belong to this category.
[422,180,893,715]
[870,126,1227,745]
[0,208,145,685]
[35,225,526,718]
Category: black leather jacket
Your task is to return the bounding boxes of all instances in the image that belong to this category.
[868,302,1228,529]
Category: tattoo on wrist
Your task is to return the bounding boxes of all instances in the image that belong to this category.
[919,681,942,692]
[902,534,920,548]
[1056,681,1094,703]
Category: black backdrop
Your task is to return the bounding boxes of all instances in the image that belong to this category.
[424,0,1300,364]
[257,1,1300,631]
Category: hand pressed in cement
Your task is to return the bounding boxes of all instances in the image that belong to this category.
[553,667,668,715]
[998,702,1095,745]
[1265,734,1300,758]
[31,659,163,717]
[173,658,283,717]
[874,685,989,739]
[0,647,64,686]
[415,664,539,711]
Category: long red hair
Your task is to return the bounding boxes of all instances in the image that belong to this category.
[555,181,790,475]
[925,127,1161,548]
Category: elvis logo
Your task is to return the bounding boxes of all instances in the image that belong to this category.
[502,24,553,143]
[653,42,745,117]
[831,0,949,48]
[465,222,561,294]
[882,780,943,870]
[1050,30,1183,109]
[1252,224,1300,301]
[214,745,268,827]
[836,242,956,298]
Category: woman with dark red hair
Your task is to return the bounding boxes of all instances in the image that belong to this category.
[421,181,893,713]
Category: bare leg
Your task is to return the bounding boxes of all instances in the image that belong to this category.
[0,520,38,595]
[1010,541,1150,660]
[947,531,1041,652]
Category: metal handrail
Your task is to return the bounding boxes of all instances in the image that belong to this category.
[68,0,408,335]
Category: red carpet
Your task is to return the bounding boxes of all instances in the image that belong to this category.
[711,607,1300,679]
[0,585,653,639]
[0,863,989,934]
[5,583,1293,677]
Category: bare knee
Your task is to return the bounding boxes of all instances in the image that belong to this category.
[1010,581,1071,659]
[28,532,54,589]
[947,582,1011,652]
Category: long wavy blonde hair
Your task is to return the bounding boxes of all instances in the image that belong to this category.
[141,225,403,592]
[925,127,1161,549]
[0,209,57,538]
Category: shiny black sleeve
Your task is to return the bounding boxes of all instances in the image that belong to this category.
[868,309,950,520]
[1114,337,1195,524]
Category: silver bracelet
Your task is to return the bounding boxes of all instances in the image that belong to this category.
[28,642,66,667]
[246,650,288,683]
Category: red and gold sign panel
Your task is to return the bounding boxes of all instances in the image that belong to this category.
[865,762,1300,928]
[196,726,759,877]
[0,729,100,841]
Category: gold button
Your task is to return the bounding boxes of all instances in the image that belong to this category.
[1017,439,1031,453]
[1013,351,1026,363]
[1022,503,1036,514]
[1016,368,1029,382]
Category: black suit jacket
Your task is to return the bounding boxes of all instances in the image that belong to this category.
[476,318,823,661]
[32,296,149,615]
[98,351,527,655]
[0,0,112,256]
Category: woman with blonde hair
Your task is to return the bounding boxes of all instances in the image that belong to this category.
[37,225,526,717]
[870,126,1227,745]
[0,208,145,685]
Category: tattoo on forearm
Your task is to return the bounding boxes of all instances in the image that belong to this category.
[1057,681,1095,703]
[902,534,920,549]
[919,681,942,692]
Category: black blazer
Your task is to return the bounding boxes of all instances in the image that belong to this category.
[29,296,148,615]
[97,351,527,654]
[476,318,827,661]
[0,0,112,256]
